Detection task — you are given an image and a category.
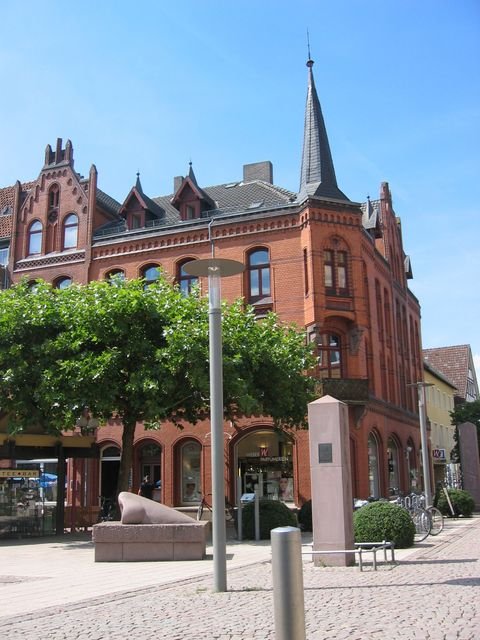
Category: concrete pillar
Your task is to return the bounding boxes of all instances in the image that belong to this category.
[308,395,354,566]
[458,421,480,510]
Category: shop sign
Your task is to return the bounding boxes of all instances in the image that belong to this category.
[432,448,446,462]
[247,454,290,462]
[0,469,40,478]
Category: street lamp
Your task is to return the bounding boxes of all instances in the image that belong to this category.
[183,257,244,592]
[408,382,434,507]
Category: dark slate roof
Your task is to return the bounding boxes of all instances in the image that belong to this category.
[360,197,380,233]
[131,175,165,218]
[298,60,349,203]
[154,179,297,225]
[96,188,122,217]
[423,345,475,400]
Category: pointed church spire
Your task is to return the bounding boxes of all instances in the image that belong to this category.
[188,161,198,186]
[299,57,349,202]
[135,171,143,193]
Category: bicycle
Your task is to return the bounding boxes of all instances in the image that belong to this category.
[98,496,115,522]
[196,494,235,522]
[391,493,432,542]
[417,494,444,536]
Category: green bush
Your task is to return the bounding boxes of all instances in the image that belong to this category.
[298,500,312,532]
[354,501,415,548]
[436,489,475,517]
[240,499,297,540]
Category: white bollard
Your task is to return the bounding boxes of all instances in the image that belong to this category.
[271,526,306,640]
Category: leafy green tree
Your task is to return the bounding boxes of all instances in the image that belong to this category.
[450,400,480,462]
[0,277,315,495]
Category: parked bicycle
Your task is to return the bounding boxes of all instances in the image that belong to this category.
[98,496,115,522]
[391,492,444,541]
[196,494,235,522]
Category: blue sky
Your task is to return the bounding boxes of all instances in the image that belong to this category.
[1,0,479,378]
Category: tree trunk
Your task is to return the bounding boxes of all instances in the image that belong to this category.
[116,416,136,499]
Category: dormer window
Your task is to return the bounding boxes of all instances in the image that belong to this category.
[48,184,60,210]
[185,205,195,220]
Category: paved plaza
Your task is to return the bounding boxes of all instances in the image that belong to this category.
[0,516,479,639]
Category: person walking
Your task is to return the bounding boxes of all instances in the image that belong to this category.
[138,475,155,500]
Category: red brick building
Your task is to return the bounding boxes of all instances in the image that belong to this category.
[0,58,425,510]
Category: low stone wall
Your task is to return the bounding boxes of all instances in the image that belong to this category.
[92,521,209,562]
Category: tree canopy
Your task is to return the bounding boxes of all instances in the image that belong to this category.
[0,277,316,494]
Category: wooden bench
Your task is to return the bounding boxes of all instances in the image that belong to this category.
[92,521,209,562]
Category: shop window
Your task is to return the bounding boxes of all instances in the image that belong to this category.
[247,248,271,302]
[177,260,198,296]
[368,432,380,498]
[28,220,43,255]
[237,429,294,502]
[63,213,78,249]
[406,440,417,492]
[317,333,343,379]
[141,264,161,287]
[387,437,400,496]
[139,442,161,500]
[324,249,349,296]
[180,441,201,504]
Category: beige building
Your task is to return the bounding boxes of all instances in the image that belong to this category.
[423,361,457,486]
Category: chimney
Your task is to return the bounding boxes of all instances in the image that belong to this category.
[243,161,273,184]
[173,175,184,193]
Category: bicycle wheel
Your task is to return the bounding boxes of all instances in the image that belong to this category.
[412,507,431,542]
[427,506,444,535]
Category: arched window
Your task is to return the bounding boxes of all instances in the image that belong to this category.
[141,264,161,286]
[48,184,60,210]
[180,440,202,504]
[247,248,271,302]
[106,269,125,285]
[368,432,380,498]
[138,442,161,496]
[387,437,400,496]
[54,276,72,290]
[324,248,349,296]
[63,213,78,249]
[178,260,197,296]
[406,439,417,492]
[28,220,43,255]
[317,333,343,379]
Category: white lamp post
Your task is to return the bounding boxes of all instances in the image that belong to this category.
[409,382,434,507]
[183,257,244,592]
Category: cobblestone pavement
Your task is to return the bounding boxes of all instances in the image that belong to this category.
[0,517,479,639]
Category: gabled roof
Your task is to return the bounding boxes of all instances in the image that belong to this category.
[171,163,216,210]
[423,345,476,400]
[361,197,381,237]
[0,181,36,238]
[423,360,457,389]
[119,175,165,219]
